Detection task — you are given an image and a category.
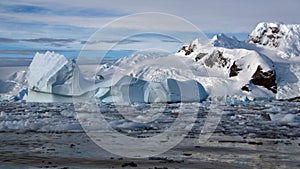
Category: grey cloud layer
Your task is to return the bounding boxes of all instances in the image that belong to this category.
[2,0,299,33]
[0,0,299,50]
[0,37,77,47]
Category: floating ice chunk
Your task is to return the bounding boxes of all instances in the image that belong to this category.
[60,109,76,118]
[270,113,300,123]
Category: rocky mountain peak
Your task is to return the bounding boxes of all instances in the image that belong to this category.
[248,22,300,58]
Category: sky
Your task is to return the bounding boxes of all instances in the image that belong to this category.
[1,0,300,58]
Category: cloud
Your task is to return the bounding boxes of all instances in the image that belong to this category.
[161,39,181,43]
[0,36,146,47]
[0,49,75,55]
[0,0,300,50]
[22,38,76,43]
[1,4,48,14]
[49,43,67,47]
[6,1,300,34]
[0,0,300,33]
[0,37,79,48]
[5,0,296,33]
[81,39,143,45]
[0,12,112,29]
[1,3,127,17]
[0,37,18,43]
[0,37,77,44]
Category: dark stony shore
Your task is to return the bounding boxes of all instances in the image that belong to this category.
[0,101,299,169]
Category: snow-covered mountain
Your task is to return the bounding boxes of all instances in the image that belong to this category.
[248,22,300,59]
[211,33,246,49]
[2,22,300,103]
[176,22,300,100]
[177,41,277,99]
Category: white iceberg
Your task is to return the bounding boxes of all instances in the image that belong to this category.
[26,51,208,103]
[95,76,207,103]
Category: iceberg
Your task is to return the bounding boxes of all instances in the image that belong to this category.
[27,51,71,94]
[26,51,208,103]
[95,76,207,103]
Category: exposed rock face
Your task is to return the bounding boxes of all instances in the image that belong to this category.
[241,84,251,92]
[177,39,199,56]
[287,96,300,102]
[96,74,104,80]
[229,61,242,77]
[204,50,230,68]
[195,53,207,62]
[251,65,277,93]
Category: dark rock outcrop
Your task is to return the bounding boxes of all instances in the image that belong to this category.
[241,84,251,92]
[178,43,198,56]
[249,25,283,48]
[278,96,300,102]
[229,61,242,77]
[287,96,300,102]
[204,50,229,68]
[195,53,207,62]
[250,65,277,93]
